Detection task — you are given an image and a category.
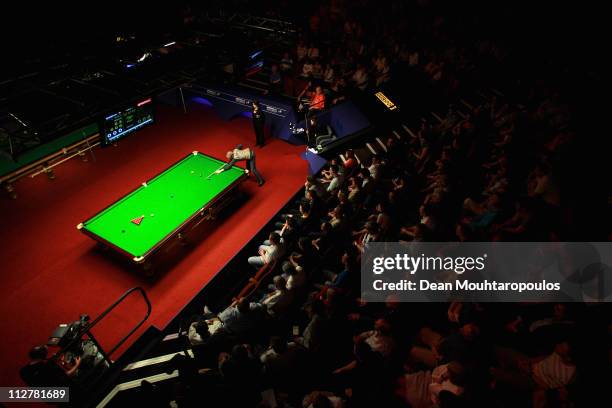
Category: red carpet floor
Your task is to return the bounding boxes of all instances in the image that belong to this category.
[0,104,308,388]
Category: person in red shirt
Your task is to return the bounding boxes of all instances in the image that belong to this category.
[298,82,326,111]
[343,150,357,172]
[309,86,326,111]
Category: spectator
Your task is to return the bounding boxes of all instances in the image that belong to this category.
[248,232,281,268]
[280,51,294,73]
[217,298,265,335]
[269,64,282,93]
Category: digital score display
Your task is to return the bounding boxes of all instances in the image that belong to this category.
[102,98,154,145]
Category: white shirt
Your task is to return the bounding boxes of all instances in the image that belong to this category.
[368,163,380,179]
[360,330,395,358]
[532,352,576,389]
[232,148,252,160]
[287,266,306,289]
[327,175,344,192]
[261,244,279,264]
[429,364,464,405]
[187,322,205,345]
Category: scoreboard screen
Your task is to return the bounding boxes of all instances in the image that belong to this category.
[102,98,154,145]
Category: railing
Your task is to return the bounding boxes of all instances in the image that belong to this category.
[55,287,152,371]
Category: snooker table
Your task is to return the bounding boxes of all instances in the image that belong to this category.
[77,151,247,264]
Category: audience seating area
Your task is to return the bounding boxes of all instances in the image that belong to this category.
[107,87,607,408]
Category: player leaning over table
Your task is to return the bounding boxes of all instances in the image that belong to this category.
[214,144,265,186]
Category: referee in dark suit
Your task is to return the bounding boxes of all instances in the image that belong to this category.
[252,100,265,147]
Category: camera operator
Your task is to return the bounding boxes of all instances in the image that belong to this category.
[20,344,75,387]
[58,317,109,381]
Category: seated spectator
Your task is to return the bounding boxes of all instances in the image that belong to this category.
[329,77,347,105]
[301,59,314,78]
[368,201,392,237]
[218,344,262,404]
[269,64,282,93]
[20,345,71,387]
[328,205,346,230]
[368,155,382,180]
[409,322,482,368]
[268,216,297,246]
[285,258,308,290]
[311,221,332,253]
[347,177,362,202]
[401,204,437,238]
[408,49,420,67]
[323,63,335,83]
[261,336,287,364]
[375,57,390,86]
[187,320,210,346]
[307,42,320,60]
[305,175,328,199]
[397,361,466,408]
[354,317,396,359]
[320,249,359,291]
[217,298,265,336]
[283,236,317,274]
[491,339,576,408]
[343,150,357,172]
[294,202,316,231]
[309,85,327,111]
[492,198,541,241]
[296,40,307,61]
[528,163,560,207]
[280,51,294,73]
[302,390,345,408]
[321,158,342,180]
[353,221,380,253]
[312,60,323,79]
[331,340,388,404]
[296,300,329,353]
[306,114,334,149]
[462,194,501,231]
[261,337,309,395]
[321,165,344,193]
[351,63,368,90]
[248,232,281,268]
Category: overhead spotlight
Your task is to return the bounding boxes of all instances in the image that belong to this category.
[163,41,176,47]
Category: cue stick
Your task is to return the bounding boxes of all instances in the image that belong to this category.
[206,164,226,180]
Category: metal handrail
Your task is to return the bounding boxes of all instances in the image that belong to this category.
[56,287,152,366]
